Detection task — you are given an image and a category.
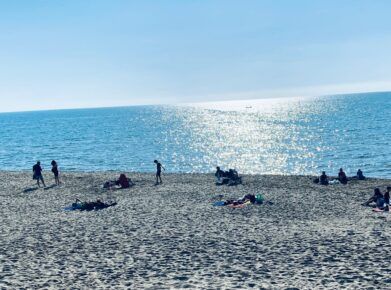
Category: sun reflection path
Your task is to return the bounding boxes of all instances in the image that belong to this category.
[176,96,334,175]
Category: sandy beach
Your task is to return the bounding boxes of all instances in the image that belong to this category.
[0,171,390,289]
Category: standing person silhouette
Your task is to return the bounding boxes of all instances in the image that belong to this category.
[33,161,46,188]
[154,160,165,185]
[51,160,60,185]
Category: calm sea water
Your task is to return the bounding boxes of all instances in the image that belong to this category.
[0,93,390,177]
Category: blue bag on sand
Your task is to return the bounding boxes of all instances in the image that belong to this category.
[213,201,226,206]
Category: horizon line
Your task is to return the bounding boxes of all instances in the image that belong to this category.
[0,89,390,115]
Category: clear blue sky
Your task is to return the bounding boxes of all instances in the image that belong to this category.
[1,0,391,112]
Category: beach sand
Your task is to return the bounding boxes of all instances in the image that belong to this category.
[0,171,390,289]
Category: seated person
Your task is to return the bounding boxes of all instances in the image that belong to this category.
[338,168,348,184]
[384,186,390,206]
[215,166,224,179]
[227,169,242,185]
[319,171,329,185]
[215,167,230,185]
[363,188,384,207]
[116,173,134,188]
[356,169,365,180]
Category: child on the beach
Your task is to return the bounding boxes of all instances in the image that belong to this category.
[154,160,165,185]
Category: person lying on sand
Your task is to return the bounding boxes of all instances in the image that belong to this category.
[72,199,117,211]
[362,188,384,208]
[219,194,265,206]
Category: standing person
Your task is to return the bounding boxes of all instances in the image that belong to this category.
[51,160,60,185]
[154,160,165,185]
[33,161,46,188]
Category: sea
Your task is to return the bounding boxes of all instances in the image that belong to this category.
[0,92,390,178]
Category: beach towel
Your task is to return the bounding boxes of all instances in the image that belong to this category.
[228,201,251,208]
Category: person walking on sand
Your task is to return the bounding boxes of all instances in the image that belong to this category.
[33,161,46,188]
[154,160,165,185]
[51,160,60,185]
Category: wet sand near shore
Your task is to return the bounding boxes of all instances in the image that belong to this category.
[0,171,390,289]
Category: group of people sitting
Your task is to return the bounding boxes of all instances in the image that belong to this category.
[103,174,134,189]
[70,199,117,211]
[362,187,390,211]
[315,168,365,185]
[215,167,242,186]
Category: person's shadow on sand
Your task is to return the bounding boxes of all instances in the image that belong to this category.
[22,187,39,193]
[43,184,57,190]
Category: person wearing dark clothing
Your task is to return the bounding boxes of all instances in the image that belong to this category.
[338,168,348,185]
[51,160,60,185]
[215,167,224,179]
[154,160,165,185]
[363,188,384,207]
[319,171,329,185]
[384,187,390,206]
[116,173,133,188]
[242,194,256,204]
[356,169,365,180]
[33,161,46,187]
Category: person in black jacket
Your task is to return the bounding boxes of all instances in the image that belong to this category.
[33,161,46,188]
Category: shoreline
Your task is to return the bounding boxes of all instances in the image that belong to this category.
[2,170,390,179]
[1,171,390,289]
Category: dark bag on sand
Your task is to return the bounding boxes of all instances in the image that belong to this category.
[313,178,319,184]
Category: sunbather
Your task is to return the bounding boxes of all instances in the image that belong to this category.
[362,188,384,207]
[72,199,117,211]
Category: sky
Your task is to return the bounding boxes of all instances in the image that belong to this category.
[0,0,391,112]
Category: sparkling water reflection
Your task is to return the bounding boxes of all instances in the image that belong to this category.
[0,93,390,177]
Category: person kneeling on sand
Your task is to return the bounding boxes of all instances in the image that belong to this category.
[338,168,348,185]
[362,188,384,207]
